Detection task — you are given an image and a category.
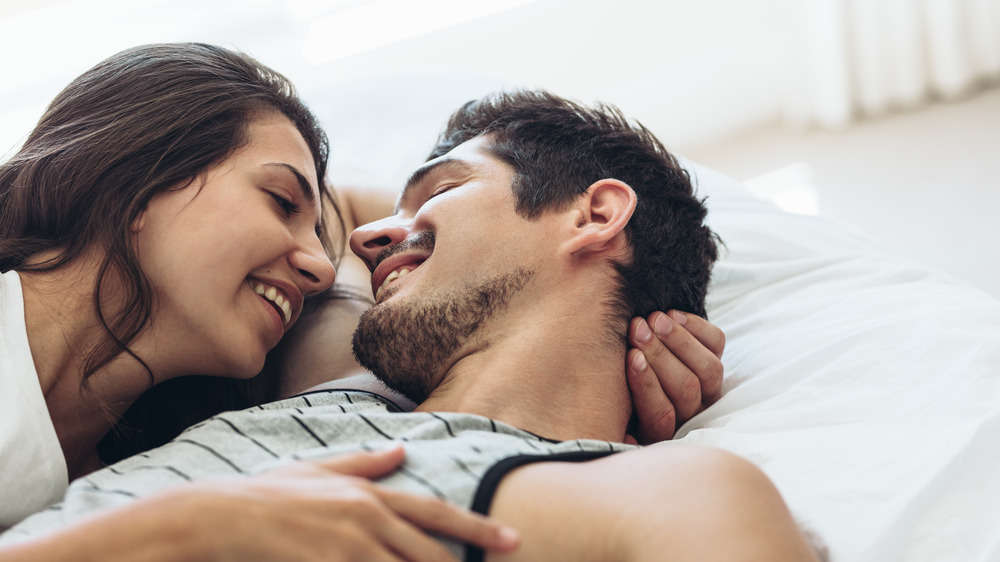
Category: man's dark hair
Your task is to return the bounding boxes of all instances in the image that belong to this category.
[429,90,718,334]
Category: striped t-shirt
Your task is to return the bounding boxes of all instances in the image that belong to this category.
[1,389,634,560]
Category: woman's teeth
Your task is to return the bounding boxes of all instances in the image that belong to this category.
[376,267,411,301]
[252,282,292,325]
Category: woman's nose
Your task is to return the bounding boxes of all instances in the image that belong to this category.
[290,234,337,296]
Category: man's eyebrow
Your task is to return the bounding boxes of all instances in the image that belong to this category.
[262,162,316,205]
[396,158,474,213]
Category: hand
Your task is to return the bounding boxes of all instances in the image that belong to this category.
[7,447,520,562]
[178,446,520,561]
[626,310,725,443]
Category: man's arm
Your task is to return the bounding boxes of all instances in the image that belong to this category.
[483,444,820,562]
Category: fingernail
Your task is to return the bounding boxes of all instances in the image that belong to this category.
[669,310,688,326]
[634,318,652,343]
[498,525,520,547]
[653,313,673,337]
[631,351,648,373]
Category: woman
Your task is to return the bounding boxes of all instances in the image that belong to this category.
[0,42,519,560]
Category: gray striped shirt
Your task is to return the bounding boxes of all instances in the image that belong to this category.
[2,389,634,559]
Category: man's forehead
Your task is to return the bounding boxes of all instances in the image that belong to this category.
[403,159,477,194]
[395,136,500,213]
[417,136,494,179]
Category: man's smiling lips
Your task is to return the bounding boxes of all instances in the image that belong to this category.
[370,252,427,302]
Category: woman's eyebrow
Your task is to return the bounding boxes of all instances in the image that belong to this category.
[262,162,316,205]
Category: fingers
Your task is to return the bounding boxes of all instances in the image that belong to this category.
[369,512,463,562]
[668,311,725,403]
[183,448,513,562]
[629,315,702,423]
[630,312,725,407]
[671,310,726,359]
[311,446,407,479]
[626,311,727,443]
[379,488,520,555]
[627,347,678,441]
[303,448,519,560]
[651,311,724,404]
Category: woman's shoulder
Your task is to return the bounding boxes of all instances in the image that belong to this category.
[0,268,68,527]
[0,269,22,310]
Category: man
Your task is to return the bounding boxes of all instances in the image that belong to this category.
[2,91,819,561]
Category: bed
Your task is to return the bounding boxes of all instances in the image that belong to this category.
[314,79,1000,561]
[678,160,1000,561]
[5,67,994,558]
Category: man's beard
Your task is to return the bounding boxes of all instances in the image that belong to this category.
[352,267,534,404]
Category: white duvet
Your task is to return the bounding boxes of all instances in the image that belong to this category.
[683,162,1000,562]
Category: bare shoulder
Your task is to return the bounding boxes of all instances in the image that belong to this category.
[485,444,821,562]
[274,286,372,397]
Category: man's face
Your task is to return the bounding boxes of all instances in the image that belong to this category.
[349,136,553,402]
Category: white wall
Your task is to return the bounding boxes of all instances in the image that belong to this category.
[302,0,799,145]
[0,0,803,167]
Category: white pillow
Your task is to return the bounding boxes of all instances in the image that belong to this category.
[682,161,1000,562]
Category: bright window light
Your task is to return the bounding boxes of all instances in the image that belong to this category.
[302,0,541,64]
[745,162,820,215]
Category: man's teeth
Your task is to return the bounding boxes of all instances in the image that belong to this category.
[252,282,292,325]
[376,267,411,301]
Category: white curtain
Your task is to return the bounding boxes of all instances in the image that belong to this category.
[787,0,1000,128]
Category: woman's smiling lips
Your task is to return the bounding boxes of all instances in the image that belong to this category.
[247,277,302,341]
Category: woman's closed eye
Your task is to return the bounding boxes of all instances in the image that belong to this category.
[270,192,301,217]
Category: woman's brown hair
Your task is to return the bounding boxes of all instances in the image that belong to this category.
[0,43,342,460]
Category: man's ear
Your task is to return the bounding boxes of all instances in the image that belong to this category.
[563,179,636,256]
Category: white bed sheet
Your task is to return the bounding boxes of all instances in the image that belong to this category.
[682,162,1000,562]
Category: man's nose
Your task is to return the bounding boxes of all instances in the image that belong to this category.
[349,216,410,271]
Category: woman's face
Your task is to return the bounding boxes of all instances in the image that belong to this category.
[133,112,336,380]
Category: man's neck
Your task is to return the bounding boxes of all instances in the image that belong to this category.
[284,262,634,443]
[414,299,632,443]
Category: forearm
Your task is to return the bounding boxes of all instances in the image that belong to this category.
[335,183,399,234]
[0,493,208,562]
[326,183,397,295]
